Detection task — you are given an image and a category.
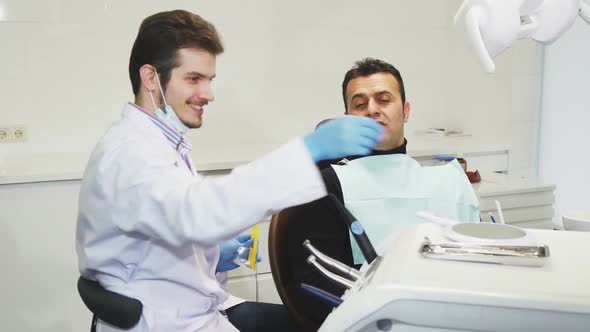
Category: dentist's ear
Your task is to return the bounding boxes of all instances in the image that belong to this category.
[139,64,159,92]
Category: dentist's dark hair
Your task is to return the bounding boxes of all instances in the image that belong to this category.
[129,10,224,95]
[341,58,406,112]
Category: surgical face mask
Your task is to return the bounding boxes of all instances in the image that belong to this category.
[148,69,190,135]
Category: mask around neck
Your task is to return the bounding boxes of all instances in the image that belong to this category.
[149,68,190,135]
[154,104,190,135]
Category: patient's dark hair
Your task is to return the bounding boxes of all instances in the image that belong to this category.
[341,58,405,112]
[129,10,224,95]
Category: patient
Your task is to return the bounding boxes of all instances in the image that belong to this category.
[285,58,479,327]
[315,58,409,170]
[285,58,409,324]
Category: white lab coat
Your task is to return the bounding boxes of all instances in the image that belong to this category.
[76,103,326,331]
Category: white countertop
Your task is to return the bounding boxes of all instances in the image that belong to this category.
[474,172,556,196]
[406,135,509,157]
[0,153,87,185]
[0,136,509,185]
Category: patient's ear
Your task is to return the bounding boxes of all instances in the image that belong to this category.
[403,101,411,123]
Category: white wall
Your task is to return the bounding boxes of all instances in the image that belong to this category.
[0,180,90,331]
[0,0,540,175]
[539,19,590,223]
[509,40,544,177]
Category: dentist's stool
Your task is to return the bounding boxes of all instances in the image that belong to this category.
[269,210,320,332]
[77,276,143,331]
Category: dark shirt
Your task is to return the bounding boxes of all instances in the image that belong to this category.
[286,139,407,325]
[315,139,407,170]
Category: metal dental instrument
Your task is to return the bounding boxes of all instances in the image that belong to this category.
[420,237,550,267]
[306,256,356,289]
[303,240,362,281]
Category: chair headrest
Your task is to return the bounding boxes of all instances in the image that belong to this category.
[316,118,334,129]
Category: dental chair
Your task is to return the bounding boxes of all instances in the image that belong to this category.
[269,210,320,332]
[77,276,143,332]
[315,118,333,129]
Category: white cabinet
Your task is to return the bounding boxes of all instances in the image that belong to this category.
[226,275,257,302]
[227,264,256,278]
[413,151,509,173]
[474,172,556,229]
[0,180,91,332]
[255,273,282,305]
[463,151,509,174]
[408,137,510,173]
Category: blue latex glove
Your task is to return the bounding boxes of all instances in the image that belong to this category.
[216,234,261,273]
[303,115,383,162]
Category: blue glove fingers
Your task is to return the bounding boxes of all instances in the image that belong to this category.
[217,238,243,272]
[348,137,376,156]
[355,116,383,134]
[303,134,322,162]
[241,239,254,248]
[255,239,262,262]
[364,121,384,141]
[353,118,383,143]
[237,234,251,243]
[342,122,382,155]
[303,115,383,162]
[220,239,239,253]
[357,124,383,144]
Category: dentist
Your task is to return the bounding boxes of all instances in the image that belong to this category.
[76,9,383,332]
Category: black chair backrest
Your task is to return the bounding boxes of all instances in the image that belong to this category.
[77,276,143,329]
[269,211,320,332]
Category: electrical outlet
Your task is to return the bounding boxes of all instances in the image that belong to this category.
[0,128,9,142]
[12,126,27,142]
[0,125,27,143]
